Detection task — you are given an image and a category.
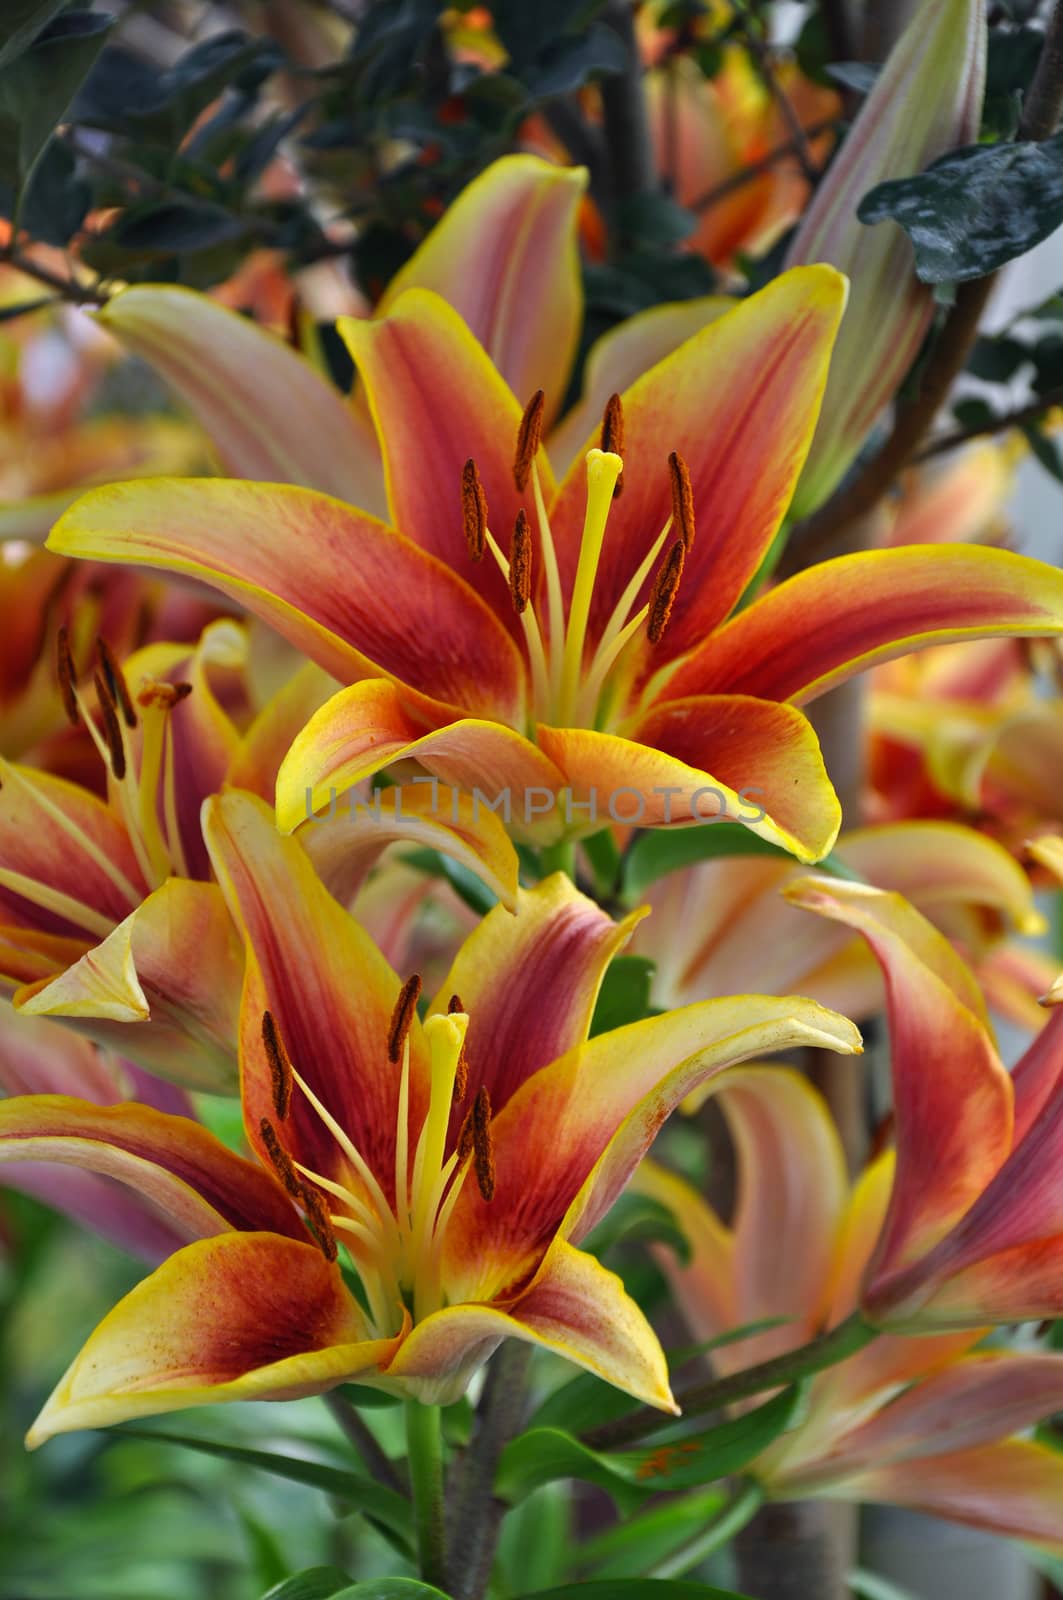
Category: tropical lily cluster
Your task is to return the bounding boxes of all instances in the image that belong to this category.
[6,1,1063,1597]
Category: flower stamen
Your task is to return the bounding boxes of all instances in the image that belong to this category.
[600,393,625,498]
[668,450,695,551]
[647,539,686,645]
[388,973,422,1063]
[56,627,80,726]
[510,509,533,615]
[262,1009,293,1119]
[461,458,487,562]
[472,1086,496,1202]
[513,389,545,492]
[97,637,137,730]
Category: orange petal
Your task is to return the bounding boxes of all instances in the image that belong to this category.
[547,295,734,475]
[427,872,641,1117]
[203,788,430,1204]
[340,289,554,634]
[98,285,386,511]
[15,878,243,1093]
[667,545,1063,707]
[441,994,860,1305]
[276,679,564,842]
[784,880,1013,1302]
[546,265,847,662]
[0,1096,304,1244]
[538,695,841,861]
[27,1232,394,1445]
[831,1438,1063,1551]
[300,782,520,912]
[49,480,525,725]
[385,1238,674,1412]
[379,155,587,428]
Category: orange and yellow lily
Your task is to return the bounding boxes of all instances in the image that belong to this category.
[48,259,1063,862]
[641,1066,1063,1552]
[786,876,1063,1330]
[3,787,861,1444]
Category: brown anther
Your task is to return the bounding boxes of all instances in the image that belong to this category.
[388,973,422,1063]
[448,993,470,1100]
[461,458,488,562]
[472,1086,496,1202]
[513,389,545,491]
[262,1010,293,1120]
[96,637,137,729]
[647,539,686,645]
[299,1181,338,1262]
[509,508,532,615]
[600,392,625,498]
[259,1117,303,1200]
[668,450,695,550]
[56,626,80,727]
[136,679,193,710]
[93,669,127,780]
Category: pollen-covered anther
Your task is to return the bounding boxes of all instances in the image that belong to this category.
[668,450,695,551]
[600,392,625,497]
[448,994,469,1101]
[56,626,80,727]
[388,973,422,1063]
[259,1117,303,1200]
[93,670,127,780]
[136,679,193,710]
[647,539,686,645]
[513,388,545,492]
[299,1180,339,1262]
[262,1009,293,1119]
[472,1086,496,1202]
[97,637,137,729]
[510,508,533,615]
[461,458,488,562]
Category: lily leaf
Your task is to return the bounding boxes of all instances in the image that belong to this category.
[497,1386,802,1510]
[261,1568,355,1600]
[590,955,658,1034]
[622,823,862,902]
[332,1585,451,1600]
[522,1583,755,1599]
[858,134,1063,285]
[115,1428,412,1542]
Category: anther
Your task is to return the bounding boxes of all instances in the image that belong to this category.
[259,1117,303,1200]
[510,508,532,615]
[668,450,695,551]
[388,973,422,1063]
[97,638,137,729]
[513,389,545,492]
[472,1086,496,1202]
[262,1010,293,1120]
[56,626,79,726]
[93,670,127,780]
[647,539,686,645]
[461,458,487,562]
[457,1104,476,1164]
[300,1181,339,1262]
[136,680,193,710]
[600,393,625,497]
[448,994,470,1101]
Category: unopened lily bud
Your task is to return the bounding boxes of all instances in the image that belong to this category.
[788,0,987,517]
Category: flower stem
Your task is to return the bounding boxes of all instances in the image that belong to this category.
[405,1400,447,1588]
[583,1312,878,1451]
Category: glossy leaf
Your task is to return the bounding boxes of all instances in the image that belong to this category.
[0,10,114,183]
[621,824,862,903]
[522,1583,754,1600]
[331,1585,451,1600]
[590,956,658,1034]
[260,1573,356,1600]
[859,134,1063,284]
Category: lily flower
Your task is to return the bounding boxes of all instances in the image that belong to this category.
[784,876,1063,1330]
[5,787,861,1444]
[641,1066,1063,1552]
[49,262,1063,862]
[631,819,1052,1044]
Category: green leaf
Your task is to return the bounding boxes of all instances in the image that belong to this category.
[261,1569,355,1600]
[583,1190,692,1265]
[114,1428,412,1542]
[622,823,862,902]
[0,10,114,185]
[1022,421,1063,484]
[575,1487,727,1579]
[590,954,658,1035]
[0,0,70,71]
[102,199,246,256]
[497,1386,802,1510]
[615,192,698,248]
[858,134,1063,285]
[404,847,499,917]
[522,1583,754,1599]
[849,1573,924,1600]
[331,1585,451,1600]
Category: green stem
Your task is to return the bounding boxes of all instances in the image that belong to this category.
[652,1478,764,1578]
[583,1313,878,1451]
[539,839,576,879]
[405,1400,447,1588]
